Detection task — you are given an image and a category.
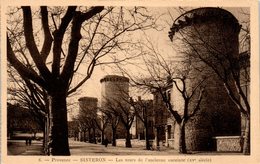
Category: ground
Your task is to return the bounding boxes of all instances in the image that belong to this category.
[7,138,242,156]
[7,139,178,156]
[7,140,44,155]
[69,140,178,155]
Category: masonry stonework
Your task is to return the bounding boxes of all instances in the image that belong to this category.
[168,8,242,151]
[100,75,130,141]
[78,97,98,114]
[78,97,98,142]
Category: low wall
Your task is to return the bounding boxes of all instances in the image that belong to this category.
[116,139,162,148]
[168,139,175,147]
[116,139,147,147]
[116,139,173,149]
[213,136,243,152]
[117,136,243,152]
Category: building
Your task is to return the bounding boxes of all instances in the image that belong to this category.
[161,7,243,151]
[77,97,98,143]
[152,91,171,147]
[100,75,130,141]
[74,8,248,151]
[130,97,154,140]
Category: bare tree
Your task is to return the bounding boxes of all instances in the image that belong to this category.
[93,108,110,145]
[134,75,205,153]
[168,7,250,154]
[118,38,207,153]
[77,111,97,143]
[7,103,42,140]
[105,97,135,148]
[77,115,89,142]
[129,97,153,150]
[101,106,120,146]
[7,67,47,128]
[7,6,158,155]
[68,117,80,141]
[77,97,98,143]
[7,66,51,153]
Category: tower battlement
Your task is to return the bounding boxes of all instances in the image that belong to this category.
[78,97,98,103]
[100,75,129,83]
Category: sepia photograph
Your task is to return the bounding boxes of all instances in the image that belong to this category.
[1,0,259,164]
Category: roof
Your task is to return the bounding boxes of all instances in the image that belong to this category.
[100,75,129,83]
[168,7,241,41]
[78,97,98,102]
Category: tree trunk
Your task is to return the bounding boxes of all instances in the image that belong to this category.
[243,116,250,155]
[43,125,46,152]
[156,127,159,148]
[145,125,150,150]
[101,130,104,145]
[43,117,49,155]
[93,128,96,144]
[112,127,117,146]
[179,119,187,154]
[125,128,132,148]
[49,93,70,155]
[88,128,91,143]
[83,131,86,142]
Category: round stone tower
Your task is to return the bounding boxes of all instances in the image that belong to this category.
[168,8,241,151]
[78,97,98,115]
[100,75,130,140]
[77,97,98,142]
[100,75,130,107]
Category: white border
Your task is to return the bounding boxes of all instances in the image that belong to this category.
[1,0,259,164]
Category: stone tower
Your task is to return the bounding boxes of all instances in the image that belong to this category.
[168,8,241,151]
[100,75,129,106]
[78,97,98,142]
[78,97,98,117]
[100,75,130,140]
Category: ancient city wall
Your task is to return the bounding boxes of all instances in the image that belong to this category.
[169,8,241,151]
[100,75,130,140]
[100,75,129,107]
[78,97,98,115]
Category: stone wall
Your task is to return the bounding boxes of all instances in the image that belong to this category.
[168,139,175,147]
[78,97,98,114]
[213,136,243,152]
[116,139,146,147]
[100,75,129,107]
[100,75,130,140]
[116,139,165,149]
[168,8,241,151]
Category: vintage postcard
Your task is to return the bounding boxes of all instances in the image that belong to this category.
[1,0,259,164]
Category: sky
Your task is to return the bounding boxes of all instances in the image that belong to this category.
[67,7,250,119]
[4,6,249,119]
[68,7,249,99]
